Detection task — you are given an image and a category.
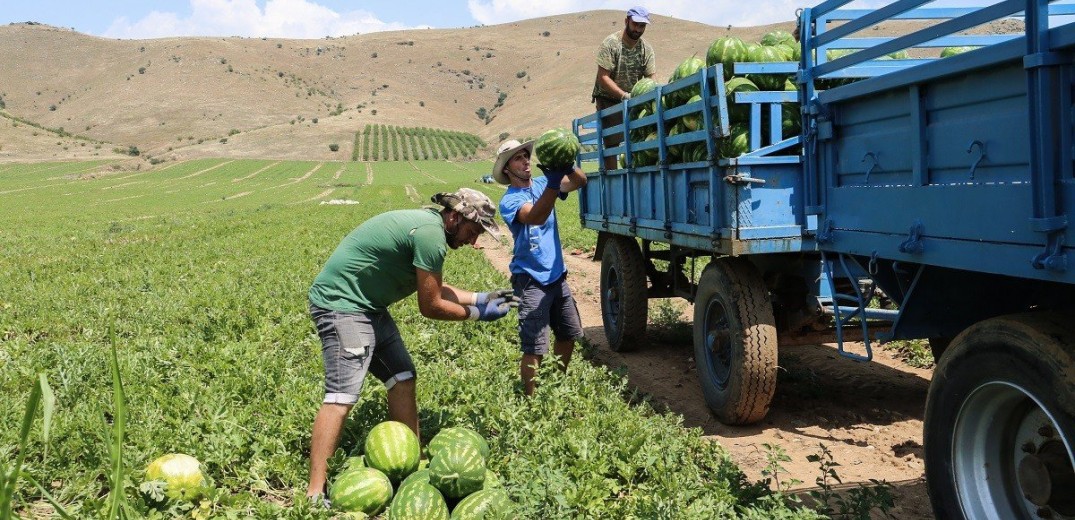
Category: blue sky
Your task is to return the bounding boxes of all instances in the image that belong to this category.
[0,0,822,39]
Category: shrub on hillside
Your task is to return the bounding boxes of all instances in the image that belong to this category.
[329,143,339,152]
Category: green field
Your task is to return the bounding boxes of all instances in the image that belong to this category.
[0,159,818,518]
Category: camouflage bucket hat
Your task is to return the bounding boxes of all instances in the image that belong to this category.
[431,187,502,240]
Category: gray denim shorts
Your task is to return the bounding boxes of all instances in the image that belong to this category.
[510,273,584,355]
[309,303,416,405]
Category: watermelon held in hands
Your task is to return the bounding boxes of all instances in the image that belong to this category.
[428,427,490,461]
[449,488,516,519]
[364,421,420,483]
[428,444,486,499]
[534,128,580,169]
[331,467,394,515]
[389,481,450,520]
[144,453,207,502]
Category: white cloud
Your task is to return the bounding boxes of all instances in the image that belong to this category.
[103,0,422,39]
[466,0,804,27]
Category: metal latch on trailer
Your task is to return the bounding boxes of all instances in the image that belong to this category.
[723,174,766,186]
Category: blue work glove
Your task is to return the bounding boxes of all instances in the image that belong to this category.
[537,164,571,192]
[474,288,516,306]
[470,297,518,322]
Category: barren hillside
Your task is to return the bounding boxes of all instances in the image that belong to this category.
[0,12,796,163]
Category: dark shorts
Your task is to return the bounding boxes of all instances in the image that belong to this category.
[510,273,584,355]
[595,97,625,148]
[309,303,416,404]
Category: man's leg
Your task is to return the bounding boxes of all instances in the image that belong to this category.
[553,338,574,369]
[520,353,542,396]
[386,378,419,440]
[307,402,353,497]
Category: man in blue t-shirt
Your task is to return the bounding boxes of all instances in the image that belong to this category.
[493,139,588,395]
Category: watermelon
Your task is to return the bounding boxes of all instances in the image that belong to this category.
[449,488,515,519]
[665,56,705,107]
[724,77,759,125]
[364,421,420,482]
[389,481,450,520]
[428,444,486,499]
[745,44,789,91]
[941,46,977,57]
[683,143,708,163]
[680,94,704,131]
[534,128,580,169]
[144,453,207,501]
[331,467,393,515]
[427,427,490,461]
[761,30,795,47]
[340,455,366,473]
[400,468,431,489]
[706,36,748,79]
[720,125,750,158]
[629,77,659,116]
[629,107,652,142]
[481,469,501,490]
[633,132,658,167]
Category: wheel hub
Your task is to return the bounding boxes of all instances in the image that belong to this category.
[1018,441,1075,514]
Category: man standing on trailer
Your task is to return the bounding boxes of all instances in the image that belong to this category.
[592,6,657,171]
[493,139,587,395]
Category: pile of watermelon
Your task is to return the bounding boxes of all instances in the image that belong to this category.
[329,420,515,519]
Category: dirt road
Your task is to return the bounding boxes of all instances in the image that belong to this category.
[478,237,934,519]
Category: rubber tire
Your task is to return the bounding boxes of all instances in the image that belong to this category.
[599,236,648,352]
[924,312,1075,520]
[692,257,778,425]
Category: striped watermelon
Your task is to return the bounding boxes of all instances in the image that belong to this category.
[681,94,703,131]
[706,36,748,79]
[745,44,789,91]
[428,444,486,499]
[534,128,580,169]
[428,427,490,461]
[364,421,420,482]
[481,469,501,490]
[761,30,794,47]
[144,453,207,501]
[630,77,659,116]
[941,46,977,57]
[331,467,393,515]
[724,77,759,125]
[389,481,449,520]
[720,125,750,158]
[665,56,704,107]
[400,468,431,489]
[449,488,515,520]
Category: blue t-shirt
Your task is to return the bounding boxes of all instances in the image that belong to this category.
[499,176,565,285]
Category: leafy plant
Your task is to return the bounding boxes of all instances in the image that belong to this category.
[807,444,895,519]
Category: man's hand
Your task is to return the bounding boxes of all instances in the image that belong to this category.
[622,92,631,101]
[474,288,516,306]
[469,297,518,322]
[537,164,571,192]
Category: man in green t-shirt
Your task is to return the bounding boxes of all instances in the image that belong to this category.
[592,6,656,171]
[305,187,516,502]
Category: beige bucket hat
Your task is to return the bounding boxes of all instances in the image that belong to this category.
[491,139,535,185]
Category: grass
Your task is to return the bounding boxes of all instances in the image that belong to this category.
[0,158,820,518]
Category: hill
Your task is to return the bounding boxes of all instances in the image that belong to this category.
[0,12,795,163]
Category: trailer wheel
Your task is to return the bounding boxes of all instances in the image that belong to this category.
[692,257,777,425]
[599,236,648,352]
[925,312,1075,520]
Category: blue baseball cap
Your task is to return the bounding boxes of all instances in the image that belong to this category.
[627,6,651,24]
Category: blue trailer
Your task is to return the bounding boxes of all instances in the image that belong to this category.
[574,1,1075,518]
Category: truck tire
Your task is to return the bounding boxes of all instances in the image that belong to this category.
[599,236,648,352]
[692,257,777,425]
[924,312,1075,520]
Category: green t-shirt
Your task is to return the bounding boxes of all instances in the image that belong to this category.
[592,31,656,100]
[308,208,447,313]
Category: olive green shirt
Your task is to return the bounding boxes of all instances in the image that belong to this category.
[308,209,446,313]
[592,31,656,100]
